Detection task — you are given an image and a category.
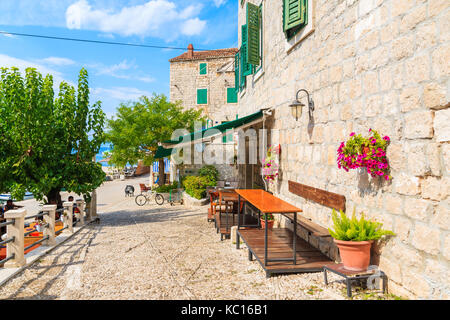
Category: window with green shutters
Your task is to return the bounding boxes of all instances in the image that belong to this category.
[241,24,252,77]
[246,2,261,67]
[199,63,207,75]
[234,51,240,93]
[227,87,237,103]
[283,0,308,38]
[197,88,207,104]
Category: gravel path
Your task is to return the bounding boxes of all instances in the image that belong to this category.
[0,179,353,300]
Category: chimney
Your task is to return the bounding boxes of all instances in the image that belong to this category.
[187,44,194,58]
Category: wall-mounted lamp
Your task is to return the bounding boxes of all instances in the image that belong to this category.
[289,89,315,121]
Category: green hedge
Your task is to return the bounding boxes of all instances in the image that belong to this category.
[152,181,180,193]
[182,175,215,200]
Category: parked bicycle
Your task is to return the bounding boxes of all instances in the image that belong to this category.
[135,184,164,206]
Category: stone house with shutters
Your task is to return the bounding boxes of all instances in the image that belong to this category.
[169,44,239,126]
[235,0,449,299]
[168,45,240,180]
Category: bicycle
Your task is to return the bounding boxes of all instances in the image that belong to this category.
[135,184,164,206]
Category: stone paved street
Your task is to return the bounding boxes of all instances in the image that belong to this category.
[0,178,359,300]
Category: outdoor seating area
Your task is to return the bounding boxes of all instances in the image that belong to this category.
[207,187,333,278]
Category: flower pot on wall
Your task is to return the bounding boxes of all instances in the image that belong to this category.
[334,239,373,272]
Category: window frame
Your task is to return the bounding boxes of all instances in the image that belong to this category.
[284,0,315,53]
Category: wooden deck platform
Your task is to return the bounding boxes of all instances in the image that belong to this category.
[215,214,258,240]
[237,228,333,277]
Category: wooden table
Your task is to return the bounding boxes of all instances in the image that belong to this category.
[235,189,332,277]
[216,190,240,240]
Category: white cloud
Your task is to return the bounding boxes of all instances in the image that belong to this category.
[92,87,151,101]
[89,59,153,83]
[0,54,72,88]
[66,0,206,39]
[93,59,135,78]
[213,0,227,7]
[137,76,155,83]
[40,57,76,66]
[181,18,207,36]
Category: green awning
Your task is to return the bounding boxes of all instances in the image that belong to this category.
[164,110,264,145]
[155,145,175,159]
[154,110,265,159]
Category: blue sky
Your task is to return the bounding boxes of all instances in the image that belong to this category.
[0,0,238,119]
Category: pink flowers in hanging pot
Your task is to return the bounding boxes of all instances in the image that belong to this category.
[262,145,280,185]
[337,129,392,181]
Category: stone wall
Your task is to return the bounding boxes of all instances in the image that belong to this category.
[170,57,239,123]
[238,0,449,299]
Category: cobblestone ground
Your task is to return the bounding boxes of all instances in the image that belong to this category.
[0,179,385,300]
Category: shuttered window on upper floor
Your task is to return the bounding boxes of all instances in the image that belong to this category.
[199,63,207,75]
[283,0,308,38]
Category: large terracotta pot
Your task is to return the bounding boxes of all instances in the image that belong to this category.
[334,239,373,272]
[260,219,274,229]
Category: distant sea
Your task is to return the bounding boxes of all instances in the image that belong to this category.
[96,143,111,167]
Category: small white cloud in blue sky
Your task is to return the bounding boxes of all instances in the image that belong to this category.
[66,0,207,39]
[213,0,227,7]
[40,57,76,66]
[92,86,152,101]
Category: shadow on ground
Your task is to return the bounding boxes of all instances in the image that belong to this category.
[1,225,100,300]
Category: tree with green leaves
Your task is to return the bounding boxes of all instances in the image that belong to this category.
[0,67,106,206]
[106,94,203,185]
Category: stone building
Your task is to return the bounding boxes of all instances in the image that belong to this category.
[235,0,449,299]
[169,44,239,124]
[168,44,240,180]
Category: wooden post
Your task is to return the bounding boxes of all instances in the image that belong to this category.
[42,204,57,246]
[75,199,85,226]
[63,202,74,233]
[4,209,26,268]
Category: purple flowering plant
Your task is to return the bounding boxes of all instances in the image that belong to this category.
[262,144,280,184]
[337,129,391,181]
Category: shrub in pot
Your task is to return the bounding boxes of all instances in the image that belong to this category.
[260,213,274,229]
[328,208,395,272]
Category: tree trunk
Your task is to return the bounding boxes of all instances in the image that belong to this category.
[46,188,62,208]
[158,158,166,186]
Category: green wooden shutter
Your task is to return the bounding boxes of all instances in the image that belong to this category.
[247,2,260,66]
[234,52,240,93]
[241,24,252,77]
[284,0,306,32]
[197,89,207,104]
[227,87,237,103]
[239,47,246,90]
[199,63,207,75]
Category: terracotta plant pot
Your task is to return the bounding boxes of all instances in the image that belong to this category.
[334,239,373,272]
[260,219,274,229]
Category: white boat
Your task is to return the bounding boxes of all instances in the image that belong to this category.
[0,192,34,201]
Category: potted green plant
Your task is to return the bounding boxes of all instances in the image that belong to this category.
[260,213,274,229]
[328,208,395,271]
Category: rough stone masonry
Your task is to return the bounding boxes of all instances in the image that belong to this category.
[237,0,449,299]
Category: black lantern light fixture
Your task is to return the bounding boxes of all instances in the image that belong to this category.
[289,89,315,121]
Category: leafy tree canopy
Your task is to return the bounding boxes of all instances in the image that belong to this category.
[105,94,204,168]
[0,67,106,204]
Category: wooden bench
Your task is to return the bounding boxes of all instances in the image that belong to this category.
[284,180,347,239]
[283,213,330,238]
